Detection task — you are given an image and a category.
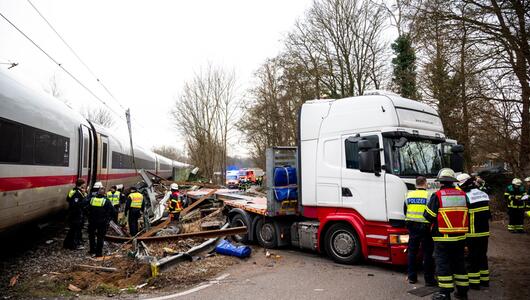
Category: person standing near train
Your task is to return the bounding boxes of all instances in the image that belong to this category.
[106,185,121,223]
[63,178,87,250]
[87,186,115,257]
[125,186,145,236]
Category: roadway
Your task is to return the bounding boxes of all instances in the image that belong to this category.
[140,221,528,300]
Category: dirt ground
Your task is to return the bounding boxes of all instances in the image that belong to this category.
[0,221,241,299]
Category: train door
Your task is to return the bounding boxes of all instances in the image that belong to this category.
[78,125,93,186]
[99,135,109,186]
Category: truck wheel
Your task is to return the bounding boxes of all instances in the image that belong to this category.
[324,223,361,264]
[230,214,249,244]
[256,218,278,249]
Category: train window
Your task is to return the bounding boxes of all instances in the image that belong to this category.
[34,130,70,166]
[0,119,22,163]
[102,142,108,168]
[83,138,89,168]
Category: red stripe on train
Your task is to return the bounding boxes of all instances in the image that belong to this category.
[0,172,154,192]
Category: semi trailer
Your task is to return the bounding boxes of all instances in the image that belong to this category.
[196,91,464,265]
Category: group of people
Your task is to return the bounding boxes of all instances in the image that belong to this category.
[404,168,491,300]
[63,179,149,257]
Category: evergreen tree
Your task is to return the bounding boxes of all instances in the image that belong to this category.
[391,35,419,99]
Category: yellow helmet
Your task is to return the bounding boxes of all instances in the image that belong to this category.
[436,168,458,182]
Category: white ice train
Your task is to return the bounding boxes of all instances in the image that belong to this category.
[0,69,191,232]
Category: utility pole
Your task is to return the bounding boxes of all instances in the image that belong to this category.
[125,109,137,172]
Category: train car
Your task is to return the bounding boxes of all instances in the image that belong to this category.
[0,69,190,232]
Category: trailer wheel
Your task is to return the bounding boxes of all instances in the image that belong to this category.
[230,214,249,243]
[256,219,278,249]
[324,223,361,264]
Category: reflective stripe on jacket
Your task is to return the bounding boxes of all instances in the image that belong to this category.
[466,189,491,238]
[504,184,525,208]
[129,192,143,209]
[405,190,429,223]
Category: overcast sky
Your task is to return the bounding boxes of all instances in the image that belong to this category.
[0,0,313,157]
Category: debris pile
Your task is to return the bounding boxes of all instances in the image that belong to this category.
[0,172,250,298]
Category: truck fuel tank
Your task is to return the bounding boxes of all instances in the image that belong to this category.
[291,221,319,251]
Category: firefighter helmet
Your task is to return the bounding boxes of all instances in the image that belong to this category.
[170,183,179,190]
[456,173,471,185]
[93,181,103,188]
[512,178,523,186]
[436,168,458,182]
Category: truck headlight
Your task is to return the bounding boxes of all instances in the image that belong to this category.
[389,234,409,245]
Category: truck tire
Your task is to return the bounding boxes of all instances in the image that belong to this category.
[230,214,250,244]
[324,223,361,264]
[256,218,278,249]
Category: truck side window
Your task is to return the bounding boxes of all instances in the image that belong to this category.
[345,135,379,169]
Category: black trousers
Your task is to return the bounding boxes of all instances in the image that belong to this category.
[466,236,489,287]
[113,205,120,223]
[406,222,435,282]
[88,222,107,256]
[128,209,141,236]
[508,207,525,231]
[63,221,82,249]
[434,240,469,295]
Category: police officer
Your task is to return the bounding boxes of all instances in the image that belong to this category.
[504,178,525,233]
[125,186,144,236]
[168,183,183,221]
[458,173,491,289]
[88,187,115,257]
[424,168,469,300]
[63,178,87,250]
[106,185,121,223]
[403,176,435,285]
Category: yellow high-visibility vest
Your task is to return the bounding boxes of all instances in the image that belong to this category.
[405,190,430,223]
[129,192,143,209]
[107,191,121,206]
[90,196,106,207]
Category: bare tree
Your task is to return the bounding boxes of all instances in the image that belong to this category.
[172,65,239,183]
[44,73,70,105]
[82,106,115,128]
[152,145,188,162]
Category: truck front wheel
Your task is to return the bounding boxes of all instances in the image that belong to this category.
[324,223,361,264]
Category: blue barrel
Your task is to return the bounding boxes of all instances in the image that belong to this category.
[273,166,297,186]
[273,187,298,201]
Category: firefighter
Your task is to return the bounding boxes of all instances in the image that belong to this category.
[87,187,115,257]
[424,168,469,300]
[457,173,491,289]
[89,181,103,198]
[106,185,121,223]
[403,176,435,286]
[168,183,183,221]
[504,178,525,233]
[63,178,87,250]
[125,186,144,236]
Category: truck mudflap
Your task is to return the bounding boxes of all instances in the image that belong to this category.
[304,206,409,265]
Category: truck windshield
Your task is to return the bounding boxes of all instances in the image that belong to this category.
[386,138,444,177]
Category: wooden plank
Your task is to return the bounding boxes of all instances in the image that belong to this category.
[75,264,117,273]
[180,189,216,217]
[140,218,171,238]
[106,226,247,242]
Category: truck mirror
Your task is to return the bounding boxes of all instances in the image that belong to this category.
[450,144,464,172]
[358,139,375,150]
[359,150,375,173]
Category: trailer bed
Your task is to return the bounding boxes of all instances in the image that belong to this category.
[186,189,268,216]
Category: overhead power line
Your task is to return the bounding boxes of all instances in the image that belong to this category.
[0,11,126,121]
[27,0,126,111]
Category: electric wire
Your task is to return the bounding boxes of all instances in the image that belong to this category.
[0,12,148,133]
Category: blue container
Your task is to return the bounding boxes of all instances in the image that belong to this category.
[273,187,298,201]
[215,239,251,258]
[273,166,297,186]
